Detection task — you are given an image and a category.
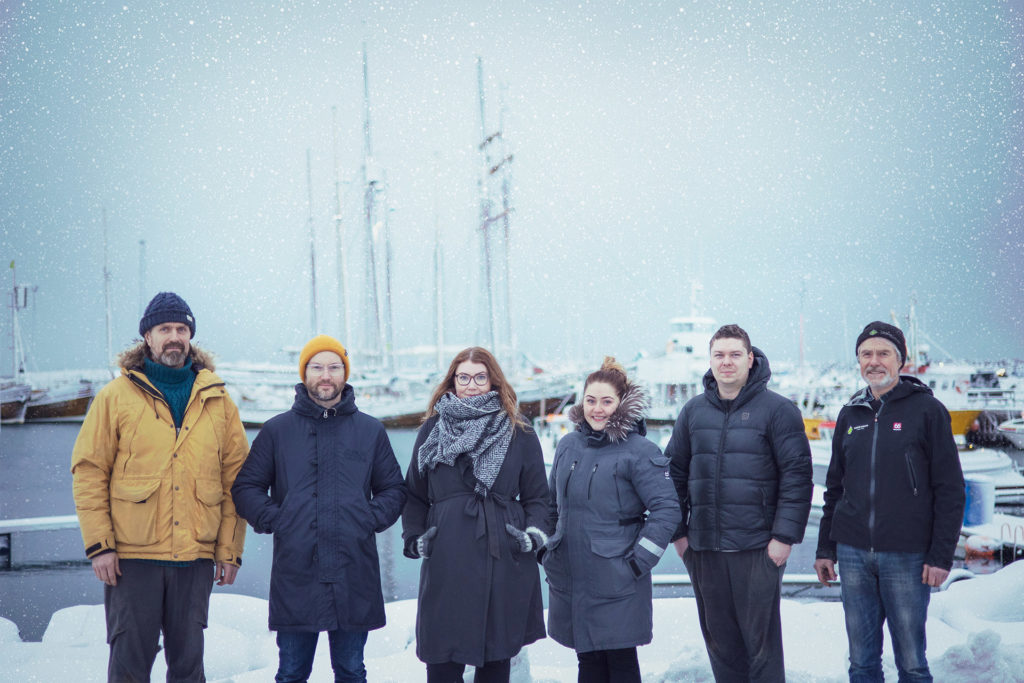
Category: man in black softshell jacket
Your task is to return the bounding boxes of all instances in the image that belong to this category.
[814,321,964,682]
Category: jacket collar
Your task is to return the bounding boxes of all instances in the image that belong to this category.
[291,382,357,419]
[568,381,650,445]
[846,374,932,408]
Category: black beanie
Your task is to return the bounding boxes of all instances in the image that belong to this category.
[855,321,906,366]
[139,292,196,338]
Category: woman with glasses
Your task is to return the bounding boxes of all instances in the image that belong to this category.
[542,357,680,683]
[401,347,549,683]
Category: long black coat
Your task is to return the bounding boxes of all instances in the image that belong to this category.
[231,384,406,632]
[401,416,548,667]
[666,348,813,551]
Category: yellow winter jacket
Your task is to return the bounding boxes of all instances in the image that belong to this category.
[71,344,248,565]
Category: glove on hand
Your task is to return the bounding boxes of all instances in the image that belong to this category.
[505,524,549,553]
[416,526,438,559]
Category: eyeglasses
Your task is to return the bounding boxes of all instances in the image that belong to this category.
[306,363,346,376]
[455,372,489,386]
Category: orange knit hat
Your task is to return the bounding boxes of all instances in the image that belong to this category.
[298,335,350,383]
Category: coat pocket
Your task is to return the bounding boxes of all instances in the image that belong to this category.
[110,478,162,546]
[542,537,569,594]
[194,478,223,543]
[590,538,638,598]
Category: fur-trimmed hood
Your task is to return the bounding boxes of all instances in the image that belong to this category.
[116,341,216,373]
[568,381,650,443]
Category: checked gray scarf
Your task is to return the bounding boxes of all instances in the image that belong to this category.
[417,391,512,495]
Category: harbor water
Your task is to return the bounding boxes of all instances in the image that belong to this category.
[0,422,830,642]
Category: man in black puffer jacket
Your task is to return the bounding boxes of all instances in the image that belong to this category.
[666,324,812,683]
[814,322,964,682]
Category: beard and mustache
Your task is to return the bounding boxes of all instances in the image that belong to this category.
[155,342,187,368]
[306,376,344,403]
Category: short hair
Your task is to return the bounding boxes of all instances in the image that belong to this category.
[709,324,751,354]
[584,356,629,399]
[424,346,525,427]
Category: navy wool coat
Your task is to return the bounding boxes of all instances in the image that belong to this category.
[231,383,406,632]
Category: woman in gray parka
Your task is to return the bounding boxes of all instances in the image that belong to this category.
[542,357,681,682]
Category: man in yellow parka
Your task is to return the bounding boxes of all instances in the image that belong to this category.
[71,292,249,682]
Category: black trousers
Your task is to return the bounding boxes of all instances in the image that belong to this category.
[684,548,785,683]
[425,658,511,683]
[576,648,641,683]
[104,559,214,683]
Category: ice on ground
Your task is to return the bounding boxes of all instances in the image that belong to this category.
[3,563,1024,681]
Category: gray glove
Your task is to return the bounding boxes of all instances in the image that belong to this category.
[416,526,438,559]
[505,524,548,553]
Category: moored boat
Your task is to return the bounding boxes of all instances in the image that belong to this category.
[997,417,1024,450]
[1,382,32,424]
[24,380,95,422]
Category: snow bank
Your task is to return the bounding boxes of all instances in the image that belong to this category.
[2,564,1024,682]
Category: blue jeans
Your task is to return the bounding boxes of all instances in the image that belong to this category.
[275,629,368,682]
[837,544,932,682]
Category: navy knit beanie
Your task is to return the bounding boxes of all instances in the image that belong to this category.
[855,321,906,366]
[139,292,196,338]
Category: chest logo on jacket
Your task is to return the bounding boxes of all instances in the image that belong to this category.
[893,422,902,431]
[847,424,870,435]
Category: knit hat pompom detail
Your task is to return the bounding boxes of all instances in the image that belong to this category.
[139,292,196,338]
[299,334,351,383]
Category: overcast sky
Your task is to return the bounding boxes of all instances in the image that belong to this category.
[2,0,1022,375]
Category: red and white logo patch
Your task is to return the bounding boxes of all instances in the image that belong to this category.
[893,422,902,431]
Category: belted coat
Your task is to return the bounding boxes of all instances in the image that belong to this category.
[401,416,548,667]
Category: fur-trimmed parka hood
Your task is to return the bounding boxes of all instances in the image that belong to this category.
[116,341,216,373]
[567,381,650,444]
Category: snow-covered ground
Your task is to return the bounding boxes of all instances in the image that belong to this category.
[3,562,1024,682]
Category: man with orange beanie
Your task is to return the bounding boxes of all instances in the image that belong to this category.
[232,334,406,682]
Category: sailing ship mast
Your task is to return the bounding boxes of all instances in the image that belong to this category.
[138,239,147,318]
[331,106,351,346]
[7,262,33,379]
[306,148,320,335]
[476,58,515,367]
[432,154,445,372]
[361,42,394,372]
[102,207,112,366]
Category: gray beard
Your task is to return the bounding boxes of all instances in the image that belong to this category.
[157,348,186,368]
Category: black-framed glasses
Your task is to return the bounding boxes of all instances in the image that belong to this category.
[455,372,489,386]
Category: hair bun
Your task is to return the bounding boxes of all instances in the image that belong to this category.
[600,356,626,376]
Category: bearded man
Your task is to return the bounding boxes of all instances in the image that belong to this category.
[231,334,406,683]
[72,291,248,682]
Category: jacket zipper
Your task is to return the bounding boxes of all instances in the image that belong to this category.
[714,402,732,551]
[563,460,577,499]
[868,399,885,552]
[587,463,599,500]
[904,452,919,496]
